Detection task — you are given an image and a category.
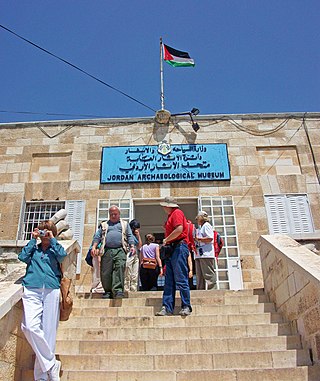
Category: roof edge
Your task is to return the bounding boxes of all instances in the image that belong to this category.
[0,111,319,128]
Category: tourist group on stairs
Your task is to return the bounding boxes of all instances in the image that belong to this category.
[17,198,223,380]
[86,198,223,308]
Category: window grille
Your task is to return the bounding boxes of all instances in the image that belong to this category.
[97,199,133,227]
[22,201,65,240]
[198,196,242,290]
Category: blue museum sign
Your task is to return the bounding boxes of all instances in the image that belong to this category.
[100,143,230,183]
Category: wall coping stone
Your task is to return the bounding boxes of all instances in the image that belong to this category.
[258,234,320,285]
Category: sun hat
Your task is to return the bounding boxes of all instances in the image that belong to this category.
[196,210,208,218]
[160,196,180,208]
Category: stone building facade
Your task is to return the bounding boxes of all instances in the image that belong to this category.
[0,112,319,291]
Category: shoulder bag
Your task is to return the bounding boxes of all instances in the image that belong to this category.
[60,276,73,321]
[141,257,157,270]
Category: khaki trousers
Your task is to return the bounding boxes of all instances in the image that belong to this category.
[124,253,139,292]
[195,257,217,290]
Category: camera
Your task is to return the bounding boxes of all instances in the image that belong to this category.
[39,230,46,236]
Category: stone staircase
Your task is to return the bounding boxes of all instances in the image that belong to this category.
[22,289,317,381]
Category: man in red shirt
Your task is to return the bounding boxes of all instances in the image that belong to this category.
[156,196,192,316]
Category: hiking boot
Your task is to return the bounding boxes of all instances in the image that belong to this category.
[156,306,172,316]
[179,306,191,316]
[114,292,124,299]
[47,359,61,381]
[102,292,112,299]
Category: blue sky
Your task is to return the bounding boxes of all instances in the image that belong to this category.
[0,0,319,123]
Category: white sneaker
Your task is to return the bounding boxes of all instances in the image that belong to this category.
[179,306,192,316]
[155,306,173,316]
[91,282,105,293]
[48,360,61,381]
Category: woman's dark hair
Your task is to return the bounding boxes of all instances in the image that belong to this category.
[129,219,140,230]
[145,233,155,244]
[38,220,58,237]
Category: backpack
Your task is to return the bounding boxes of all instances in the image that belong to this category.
[186,220,196,254]
[213,231,224,258]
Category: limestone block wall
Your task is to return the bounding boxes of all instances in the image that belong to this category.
[0,114,320,290]
[258,234,320,363]
[0,300,32,381]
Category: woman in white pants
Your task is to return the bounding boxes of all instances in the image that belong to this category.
[18,220,66,381]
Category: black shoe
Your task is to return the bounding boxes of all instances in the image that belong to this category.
[102,292,112,299]
[114,292,124,299]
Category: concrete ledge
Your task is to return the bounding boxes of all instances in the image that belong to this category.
[0,281,23,320]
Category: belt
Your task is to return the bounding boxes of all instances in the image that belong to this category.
[170,239,187,246]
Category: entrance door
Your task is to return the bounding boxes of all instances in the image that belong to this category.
[97,197,243,291]
[133,200,198,288]
[133,200,198,244]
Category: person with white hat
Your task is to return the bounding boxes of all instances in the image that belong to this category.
[194,211,217,290]
[156,196,192,316]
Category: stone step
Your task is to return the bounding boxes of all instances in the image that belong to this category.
[21,366,311,381]
[22,286,317,381]
[57,322,293,341]
[58,312,283,329]
[126,289,267,298]
[76,292,269,306]
[77,288,266,298]
[56,335,302,355]
[51,350,311,371]
[70,302,276,316]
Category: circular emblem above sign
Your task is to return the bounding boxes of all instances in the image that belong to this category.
[158,141,171,156]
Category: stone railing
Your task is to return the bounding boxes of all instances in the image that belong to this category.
[258,234,320,364]
[0,239,80,381]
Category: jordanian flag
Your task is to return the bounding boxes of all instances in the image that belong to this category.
[163,44,195,67]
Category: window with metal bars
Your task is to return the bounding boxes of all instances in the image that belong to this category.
[22,201,65,240]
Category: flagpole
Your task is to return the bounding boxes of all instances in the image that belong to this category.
[160,37,164,110]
